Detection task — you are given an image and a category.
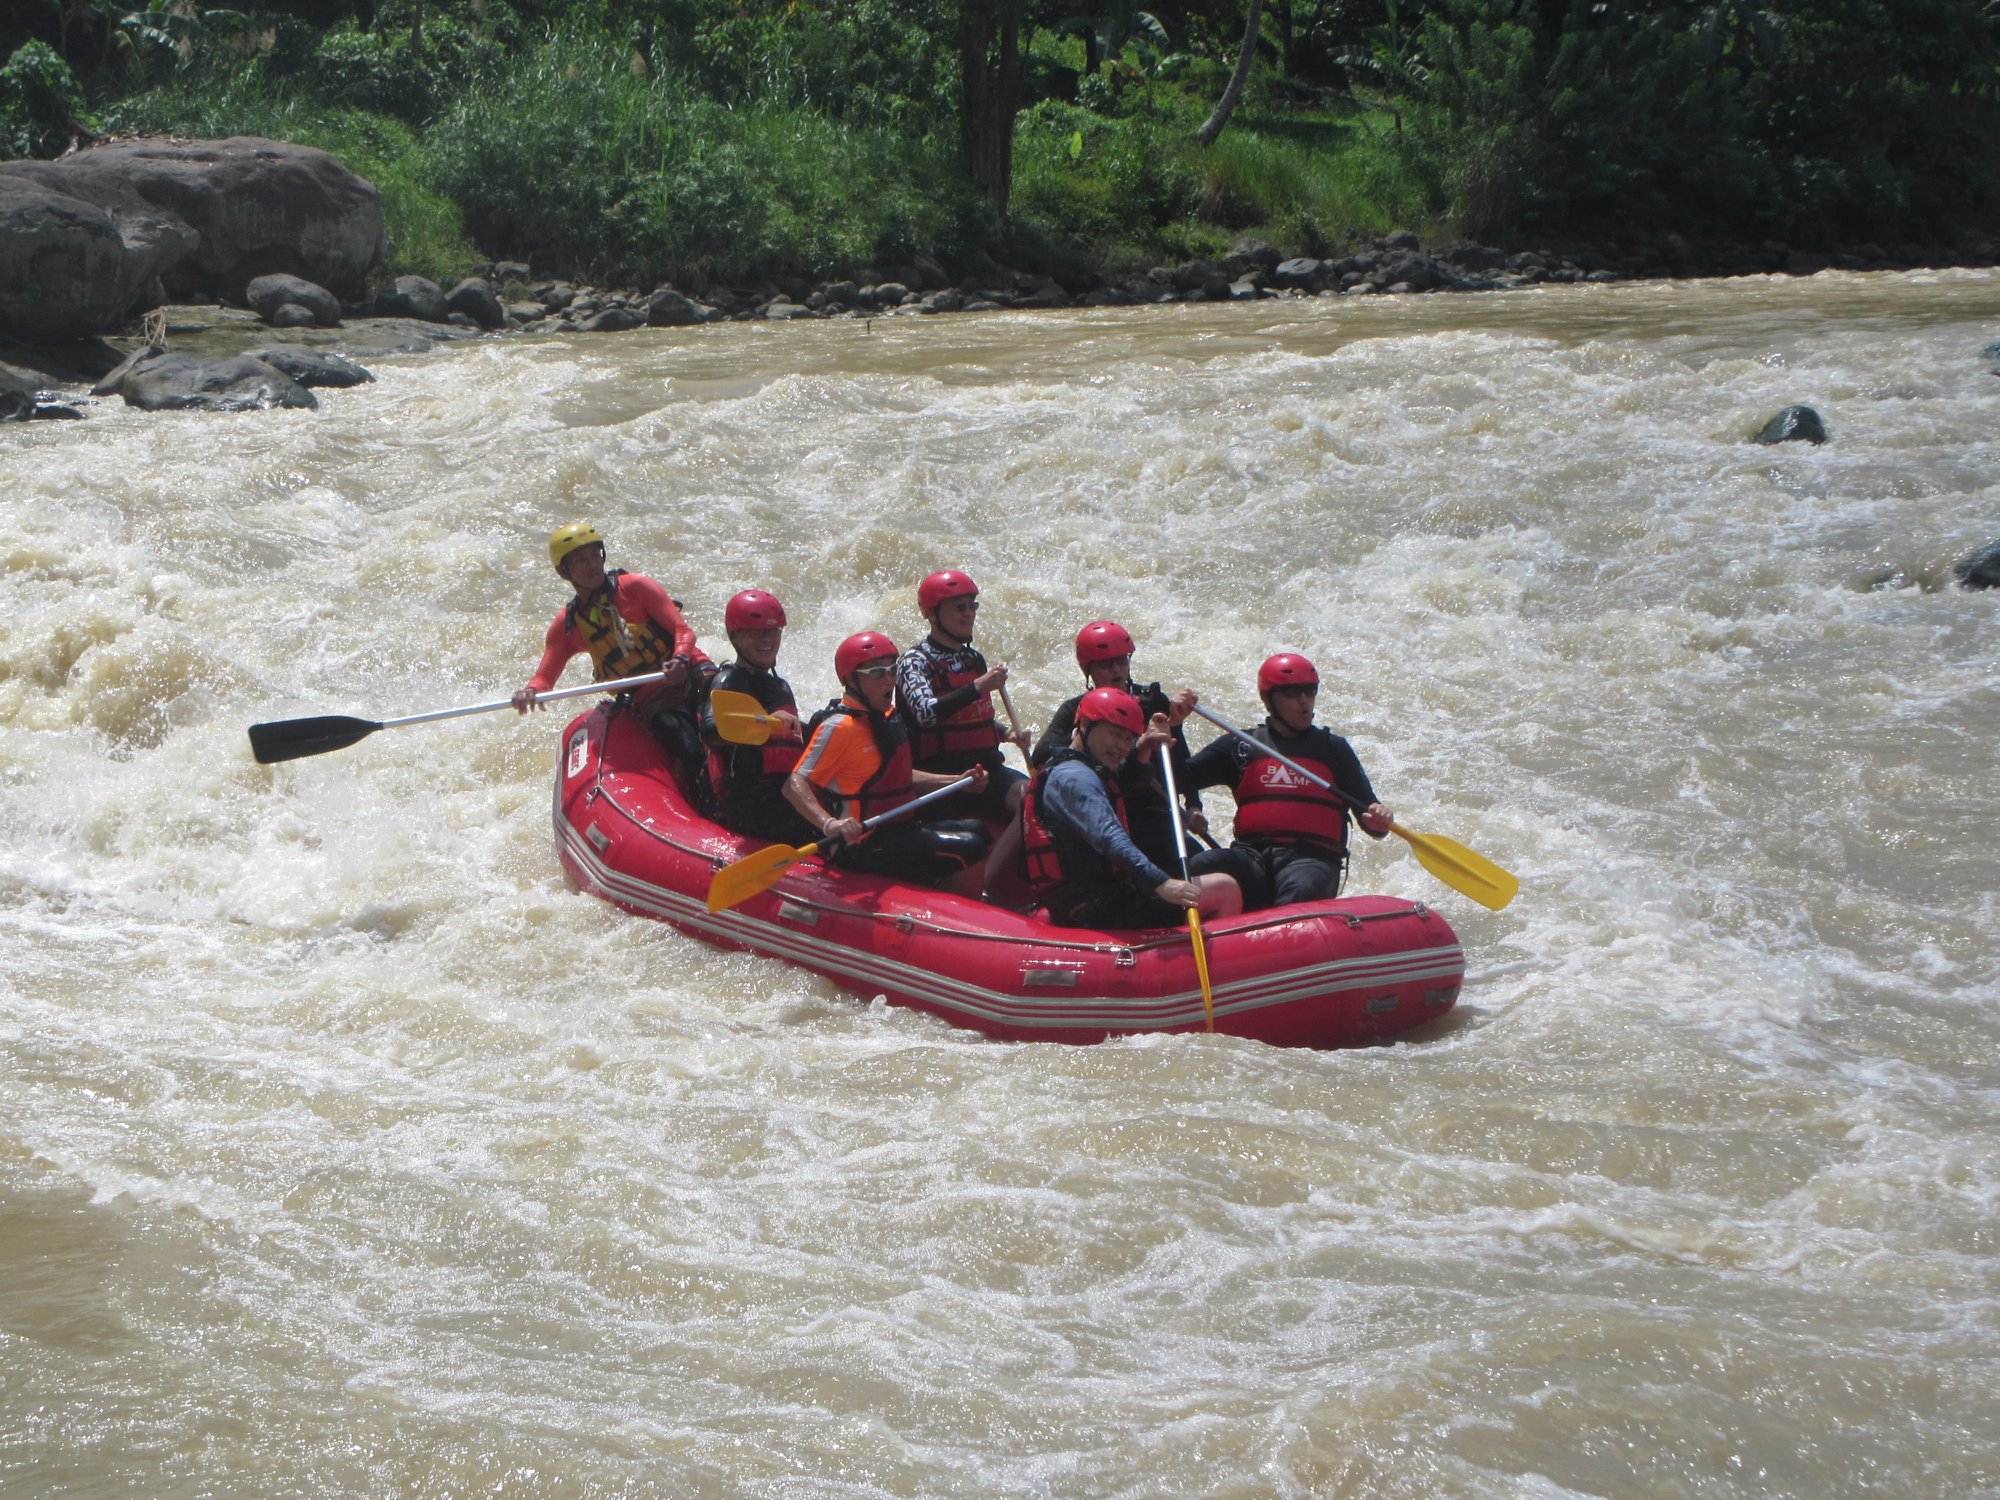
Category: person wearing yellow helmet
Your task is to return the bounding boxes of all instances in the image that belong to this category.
[514,523,717,808]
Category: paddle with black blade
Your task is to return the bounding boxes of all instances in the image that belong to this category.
[248,670,670,765]
[1192,706,1519,912]
[706,773,977,915]
[1156,726,1216,1032]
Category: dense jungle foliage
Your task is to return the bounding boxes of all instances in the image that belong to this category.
[4,0,1997,288]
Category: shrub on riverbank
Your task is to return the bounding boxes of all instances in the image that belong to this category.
[421,25,983,284]
[9,2,1997,293]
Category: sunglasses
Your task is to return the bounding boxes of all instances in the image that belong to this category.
[1272,683,1319,698]
[942,598,980,611]
[852,663,896,681]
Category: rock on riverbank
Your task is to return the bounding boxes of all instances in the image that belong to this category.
[0,137,386,344]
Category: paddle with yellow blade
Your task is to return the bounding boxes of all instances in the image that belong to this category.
[1156,724,1216,1031]
[1192,706,1519,912]
[705,773,977,914]
[707,688,787,747]
[248,670,670,764]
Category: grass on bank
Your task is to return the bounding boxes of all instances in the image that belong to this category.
[102,24,1448,292]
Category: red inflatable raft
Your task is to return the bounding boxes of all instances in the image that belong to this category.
[554,704,1464,1046]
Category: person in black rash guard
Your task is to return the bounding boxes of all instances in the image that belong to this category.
[698,588,810,844]
[895,568,1031,823]
[1031,619,1207,872]
[1022,687,1242,929]
[1184,653,1392,910]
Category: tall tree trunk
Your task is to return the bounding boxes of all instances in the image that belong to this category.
[1275,0,1292,76]
[1193,0,1265,145]
[960,0,1025,221]
[410,0,424,57]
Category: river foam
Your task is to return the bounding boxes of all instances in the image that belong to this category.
[3,270,1997,1498]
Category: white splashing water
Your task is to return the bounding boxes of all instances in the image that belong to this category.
[3,271,1997,1498]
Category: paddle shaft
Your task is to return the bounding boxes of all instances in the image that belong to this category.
[1158,726,1217,1032]
[401,669,670,728]
[826,772,977,848]
[996,682,1031,770]
[1191,705,1384,822]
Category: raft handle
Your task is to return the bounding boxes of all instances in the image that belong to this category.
[1113,947,1135,968]
[776,899,820,927]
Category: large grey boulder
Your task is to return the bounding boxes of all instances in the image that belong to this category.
[0,182,196,342]
[0,137,384,342]
[3,138,383,296]
[113,351,317,411]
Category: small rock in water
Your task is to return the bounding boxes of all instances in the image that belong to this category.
[246,273,343,327]
[646,288,703,327]
[1953,539,2000,590]
[1754,405,1828,445]
[446,277,507,330]
[250,345,375,388]
[378,275,449,323]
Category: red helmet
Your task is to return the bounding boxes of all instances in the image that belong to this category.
[1075,686,1145,736]
[835,631,898,684]
[1074,620,1136,671]
[1257,653,1320,696]
[724,588,787,633]
[917,569,978,617]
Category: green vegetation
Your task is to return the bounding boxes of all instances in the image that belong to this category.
[4,1,1995,289]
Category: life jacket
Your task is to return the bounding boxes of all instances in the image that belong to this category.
[1018,749,1129,897]
[707,667,803,796]
[905,641,1004,764]
[1231,726,1349,850]
[566,570,677,682]
[817,704,915,824]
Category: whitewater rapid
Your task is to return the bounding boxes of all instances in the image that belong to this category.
[3,270,1997,1497]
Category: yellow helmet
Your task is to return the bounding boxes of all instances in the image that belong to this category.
[548,522,603,570]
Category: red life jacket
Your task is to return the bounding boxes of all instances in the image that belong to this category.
[1231,728,1348,850]
[908,644,1003,764]
[1017,750,1128,896]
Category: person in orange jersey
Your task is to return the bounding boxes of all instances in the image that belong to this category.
[785,632,992,895]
